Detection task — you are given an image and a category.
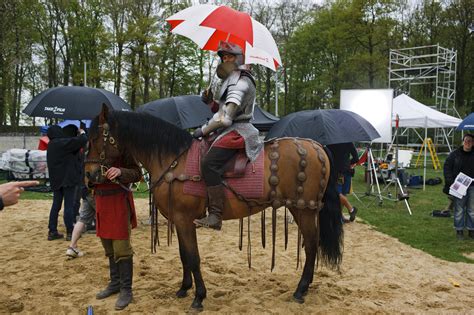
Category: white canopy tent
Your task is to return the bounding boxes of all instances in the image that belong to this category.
[392,93,462,189]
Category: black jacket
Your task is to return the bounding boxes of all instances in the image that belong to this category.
[443,146,474,194]
[327,142,359,174]
[46,125,88,191]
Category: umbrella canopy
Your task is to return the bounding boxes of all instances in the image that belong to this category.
[457,112,474,130]
[166,4,281,71]
[136,95,212,129]
[251,105,279,131]
[265,109,380,145]
[23,86,131,120]
[58,119,91,129]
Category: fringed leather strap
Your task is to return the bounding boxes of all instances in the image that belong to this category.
[239,218,243,251]
[150,190,160,253]
[271,207,277,271]
[247,206,251,269]
[261,209,266,249]
[167,182,173,246]
[284,207,289,251]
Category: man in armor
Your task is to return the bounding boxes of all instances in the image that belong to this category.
[193,41,263,230]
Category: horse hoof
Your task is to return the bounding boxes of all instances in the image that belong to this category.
[176,289,188,298]
[190,300,203,312]
[292,293,305,304]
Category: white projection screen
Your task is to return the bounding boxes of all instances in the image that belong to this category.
[340,89,393,143]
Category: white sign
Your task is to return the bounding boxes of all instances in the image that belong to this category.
[340,89,393,143]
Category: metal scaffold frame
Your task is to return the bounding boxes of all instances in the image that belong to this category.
[388,44,459,146]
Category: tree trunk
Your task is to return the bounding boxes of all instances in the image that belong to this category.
[142,43,150,103]
[130,49,138,109]
[265,68,271,109]
[116,42,123,95]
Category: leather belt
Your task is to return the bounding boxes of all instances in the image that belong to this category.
[94,188,125,196]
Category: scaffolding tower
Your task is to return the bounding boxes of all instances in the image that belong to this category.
[389,44,459,146]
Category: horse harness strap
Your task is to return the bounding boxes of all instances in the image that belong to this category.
[161,138,328,210]
[146,147,191,192]
[266,138,326,211]
[84,122,119,177]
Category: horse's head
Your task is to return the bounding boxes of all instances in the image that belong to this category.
[84,104,122,186]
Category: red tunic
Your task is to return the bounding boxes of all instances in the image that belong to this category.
[212,130,245,149]
[95,183,137,240]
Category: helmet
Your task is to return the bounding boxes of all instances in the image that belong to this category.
[217,41,244,66]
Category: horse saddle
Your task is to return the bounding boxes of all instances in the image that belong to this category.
[200,136,249,178]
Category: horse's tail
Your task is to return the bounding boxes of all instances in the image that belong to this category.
[318,146,343,268]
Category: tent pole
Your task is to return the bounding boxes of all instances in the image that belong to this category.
[423,117,427,191]
[442,128,452,152]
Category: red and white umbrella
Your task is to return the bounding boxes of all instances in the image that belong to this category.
[166,4,282,71]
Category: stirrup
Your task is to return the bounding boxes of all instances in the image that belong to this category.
[193,217,222,230]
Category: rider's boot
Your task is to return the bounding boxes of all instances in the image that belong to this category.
[96,256,121,299]
[194,184,224,230]
[115,257,133,310]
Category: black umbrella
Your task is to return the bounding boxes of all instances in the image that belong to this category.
[136,95,212,129]
[23,86,131,120]
[265,109,380,145]
[251,105,279,131]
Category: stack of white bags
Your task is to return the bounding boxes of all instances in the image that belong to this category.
[0,149,48,179]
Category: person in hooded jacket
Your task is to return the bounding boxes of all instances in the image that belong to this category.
[443,133,474,240]
[46,125,87,241]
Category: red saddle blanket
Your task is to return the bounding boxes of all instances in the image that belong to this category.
[183,141,264,198]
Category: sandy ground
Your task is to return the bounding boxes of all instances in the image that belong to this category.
[1,199,474,314]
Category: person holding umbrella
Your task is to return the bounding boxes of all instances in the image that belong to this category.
[46,125,87,240]
[327,142,359,223]
[192,41,263,230]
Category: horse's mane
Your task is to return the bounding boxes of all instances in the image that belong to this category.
[90,111,193,164]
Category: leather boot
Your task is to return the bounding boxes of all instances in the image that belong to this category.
[96,257,121,299]
[194,185,224,230]
[468,230,474,239]
[115,257,133,310]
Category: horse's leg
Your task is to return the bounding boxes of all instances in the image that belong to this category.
[175,220,207,311]
[291,209,318,303]
[176,233,192,298]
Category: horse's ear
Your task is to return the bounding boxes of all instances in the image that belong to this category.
[99,103,109,124]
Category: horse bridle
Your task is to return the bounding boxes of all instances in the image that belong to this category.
[84,122,119,178]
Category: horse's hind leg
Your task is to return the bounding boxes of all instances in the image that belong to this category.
[175,222,207,311]
[291,210,318,303]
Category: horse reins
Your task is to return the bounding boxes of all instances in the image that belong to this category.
[84,122,131,192]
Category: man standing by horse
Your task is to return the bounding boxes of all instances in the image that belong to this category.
[193,41,263,230]
[93,149,142,310]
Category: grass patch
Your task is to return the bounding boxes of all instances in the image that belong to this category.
[349,158,474,263]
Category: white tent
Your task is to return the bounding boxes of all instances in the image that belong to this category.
[393,94,461,128]
[392,94,462,189]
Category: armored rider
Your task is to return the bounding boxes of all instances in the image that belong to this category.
[193,41,263,230]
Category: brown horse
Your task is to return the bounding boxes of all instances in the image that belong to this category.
[85,105,343,311]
